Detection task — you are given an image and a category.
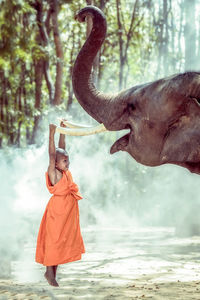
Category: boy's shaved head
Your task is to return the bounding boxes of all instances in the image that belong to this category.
[56,148,69,162]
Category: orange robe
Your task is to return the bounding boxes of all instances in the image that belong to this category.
[35,170,85,266]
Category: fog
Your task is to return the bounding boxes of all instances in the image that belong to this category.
[1,108,200,280]
[2,2,200,280]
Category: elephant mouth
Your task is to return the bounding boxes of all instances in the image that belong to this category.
[110,131,131,154]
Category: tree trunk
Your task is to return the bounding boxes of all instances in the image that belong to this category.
[24,85,31,144]
[184,0,196,70]
[116,0,124,90]
[163,0,169,75]
[0,71,5,147]
[178,0,184,71]
[169,0,175,72]
[31,56,43,144]
[116,0,139,90]
[50,0,64,106]
[34,0,54,104]
[155,1,164,76]
[15,86,22,147]
[66,30,75,110]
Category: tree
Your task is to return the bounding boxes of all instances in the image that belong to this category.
[184,0,197,71]
[116,0,142,90]
[0,0,196,147]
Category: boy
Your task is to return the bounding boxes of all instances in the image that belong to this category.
[35,122,85,287]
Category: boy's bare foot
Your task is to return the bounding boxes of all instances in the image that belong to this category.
[44,272,59,287]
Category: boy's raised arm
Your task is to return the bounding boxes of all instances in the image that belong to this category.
[48,124,57,185]
[58,121,66,150]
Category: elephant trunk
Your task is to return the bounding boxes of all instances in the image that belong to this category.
[72,6,127,130]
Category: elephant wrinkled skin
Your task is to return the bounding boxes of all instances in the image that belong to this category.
[72,6,200,175]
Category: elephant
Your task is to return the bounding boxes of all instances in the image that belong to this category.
[72,5,200,175]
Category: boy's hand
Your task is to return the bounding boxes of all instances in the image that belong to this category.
[49,124,57,133]
[60,119,67,128]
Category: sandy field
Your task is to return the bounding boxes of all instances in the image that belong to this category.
[1,226,200,300]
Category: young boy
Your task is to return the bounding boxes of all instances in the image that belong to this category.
[35,122,85,287]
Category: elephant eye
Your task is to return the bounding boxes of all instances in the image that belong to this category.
[128,103,136,111]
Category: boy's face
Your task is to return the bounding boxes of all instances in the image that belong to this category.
[56,155,70,171]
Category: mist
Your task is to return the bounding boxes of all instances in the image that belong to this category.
[1,107,200,281]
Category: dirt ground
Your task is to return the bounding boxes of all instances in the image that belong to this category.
[1,226,200,300]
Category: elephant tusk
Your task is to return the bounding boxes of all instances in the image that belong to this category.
[56,123,108,136]
[57,118,91,128]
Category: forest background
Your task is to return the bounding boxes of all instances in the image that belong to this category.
[1,0,199,147]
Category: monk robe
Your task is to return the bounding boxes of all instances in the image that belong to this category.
[35,170,85,266]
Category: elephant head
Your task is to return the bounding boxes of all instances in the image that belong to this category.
[72,6,200,174]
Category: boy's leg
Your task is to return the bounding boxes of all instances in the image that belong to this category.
[44,266,59,287]
[53,265,58,277]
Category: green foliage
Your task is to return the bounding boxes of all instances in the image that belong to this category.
[0,0,188,148]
